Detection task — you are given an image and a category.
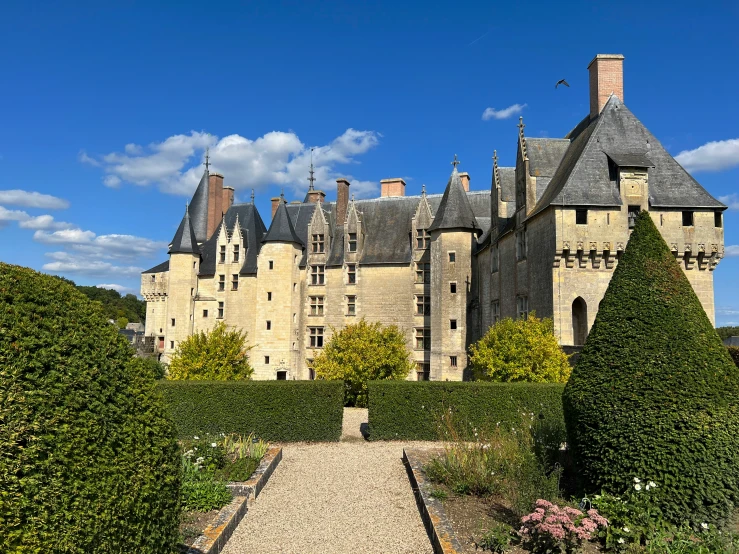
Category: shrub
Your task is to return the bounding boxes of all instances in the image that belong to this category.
[367,380,564,441]
[563,212,739,528]
[312,319,413,407]
[168,321,254,380]
[134,356,166,380]
[728,346,739,368]
[469,314,571,382]
[158,380,344,441]
[0,263,181,553]
[519,500,608,553]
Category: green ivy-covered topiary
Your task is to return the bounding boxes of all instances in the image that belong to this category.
[0,264,181,553]
[563,212,739,527]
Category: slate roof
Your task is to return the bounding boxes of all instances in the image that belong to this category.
[526,138,569,177]
[428,168,482,234]
[188,170,210,243]
[263,197,304,246]
[169,206,199,254]
[498,167,515,202]
[143,260,169,273]
[198,203,267,276]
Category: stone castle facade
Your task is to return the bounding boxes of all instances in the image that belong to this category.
[142,54,726,381]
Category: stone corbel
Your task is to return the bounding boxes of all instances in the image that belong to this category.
[578,249,588,269]
[591,250,602,269]
[564,248,575,269]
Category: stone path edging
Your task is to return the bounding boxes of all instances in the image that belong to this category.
[227,446,283,502]
[403,448,464,554]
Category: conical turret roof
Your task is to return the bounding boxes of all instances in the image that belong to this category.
[428,166,481,234]
[169,205,199,254]
[262,195,303,245]
[188,169,210,242]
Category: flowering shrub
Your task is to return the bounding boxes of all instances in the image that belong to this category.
[519,499,608,553]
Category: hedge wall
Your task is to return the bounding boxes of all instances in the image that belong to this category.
[367,381,565,441]
[157,380,344,442]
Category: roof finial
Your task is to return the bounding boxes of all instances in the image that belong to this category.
[250,189,255,204]
[351,193,355,202]
[518,117,528,159]
[203,147,210,172]
[421,183,426,196]
[493,149,498,167]
[518,116,525,132]
[308,147,316,191]
[451,154,460,169]
[280,187,285,201]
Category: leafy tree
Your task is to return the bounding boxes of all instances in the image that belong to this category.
[0,263,180,553]
[563,212,739,528]
[717,326,739,340]
[76,285,146,323]
[728,346,739,368]
[117,316,129,329]
[312,319,413,407]
[168,322,254,380]
[134,356,166,380]
[469,314,571,383]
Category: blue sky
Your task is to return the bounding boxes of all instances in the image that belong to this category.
[1,1,738,323]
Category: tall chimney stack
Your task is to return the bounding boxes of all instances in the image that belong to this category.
[458,172,470,192]
[271,197,282,219]
[222,186,234,215]
[336,178,350,225]
[588,54,624,120]
[207,172,225,238]
[380,178,406,197]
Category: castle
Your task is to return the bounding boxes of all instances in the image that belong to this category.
[142,54,726,381]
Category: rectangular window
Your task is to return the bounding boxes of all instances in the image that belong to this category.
[311,234,325,253]
[416,295,430,316]
[517,296,529,319]
[265,356,270,365]
[450,356,458,368]
[491,244,499,273]
[491,301,500,325]
[219,274,225,291]
[232,274,239,291]
[191,287,194,297]
[308,367,315,380]
[269,260,274,270]
[416,362,430,381]
[628,206,640,229]
[309,296,324,316]
[266,321,271,330]
[450,319,457,330]
[171,318,175,327]
[416,262,430,284]
[347,264,356,284]
[448,252,456,263]
[516,228,527,261]
[267,292,272,301]
[715,212,723,228]
[218,301,224,319]
[309,327,324,348]
[151,274,155,281]
[203,309,208,318]
[416,228,430,249]
[219,245,226,263]
[346,295,356,316]
[682,210,694,227]
[311,265,325,285]
[415,328,430,350]
[450,282,457,294]
[576,209,588,225]
[233,244,240,262]
[170,341,174,349]
[348,232,357,252]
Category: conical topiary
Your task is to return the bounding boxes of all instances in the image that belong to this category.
[0,264,181,553]
[563,211,739,527]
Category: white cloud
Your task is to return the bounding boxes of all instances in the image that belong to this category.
[97,283,136,294]
[0,206,31,227]
[482,103,527,121]
[725,245,739,257]
[78,150,100,167]
[42,252,144,277]
[34,228,96,245]
[675,138,739,173]
[34,229,167,260]
[0,190,69,209]
[18,214,75,231]
[719,194,739,210]
[83,128,381,198]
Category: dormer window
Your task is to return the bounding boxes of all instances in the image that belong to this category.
[628,206,641,229]
[233,244,240,262]
[312,234,325,253]
[219,245,226,264]
[416,229,430,249]
[348,233,357,252]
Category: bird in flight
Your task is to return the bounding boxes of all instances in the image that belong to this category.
[555,79,570,88]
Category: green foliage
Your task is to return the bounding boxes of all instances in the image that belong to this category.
[429,488,448,501]
[469,313,571,383]
[563,212,739,528]
[716,326,739,341]
[216,457,259,482]
[0,263,181,554]
[367,381,564,441]
[168,322,254,380]
[180,457,231,512]
[76,284,146,323]
[476,523,513,553]
[158,380,345,441]
[133,356,166,380]
[312,319,413,407]
[728,346,739,368]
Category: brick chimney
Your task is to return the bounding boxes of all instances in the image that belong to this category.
[336,178,350,225]
[305,190,326,204]
[588,54,624,119]
[380,178,406,197]
[271,197,282,219]
[458,172,470,192]
[222,186,234,214]
[207,173,225,238]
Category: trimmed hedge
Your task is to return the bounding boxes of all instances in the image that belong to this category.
[158,380,344,442]
[728,346,739,368]
[367,381,565,441]
[563,212,739,528]
[0,264,180,553]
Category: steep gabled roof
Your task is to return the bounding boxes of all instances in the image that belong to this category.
[188,169,210,242]
[526,138,570,178]
[262,197,303,245]
[169,206,199,254]
[428,167,481,234]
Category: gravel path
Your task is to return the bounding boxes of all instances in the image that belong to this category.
[221,408,434,554]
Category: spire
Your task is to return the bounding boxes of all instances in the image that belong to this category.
[187,168,210,243]
[308,148,316,191]
[518,116,528,160]
[262,195,303,245]
[169,204,200,254]
[492,150,501,190]
[427,156,481,235]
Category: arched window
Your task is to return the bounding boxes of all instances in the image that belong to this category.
[572,297,588,346]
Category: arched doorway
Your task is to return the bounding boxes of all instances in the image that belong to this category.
[572,297,588,346]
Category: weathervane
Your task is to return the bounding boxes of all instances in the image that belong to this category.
[203,147,210,171]
[250,189,255,204]
[308,147,316,191]
[451,154,460,168]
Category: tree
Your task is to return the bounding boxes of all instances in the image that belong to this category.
[168,321,254,380]
[0,263,180,553]
[717,326,739,340]
[469,314,571,383]
[563,212,739,528]
[312,319,413,407]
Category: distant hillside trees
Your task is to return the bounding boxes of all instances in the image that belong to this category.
[716,326,739,340]
[75,285,146,327]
